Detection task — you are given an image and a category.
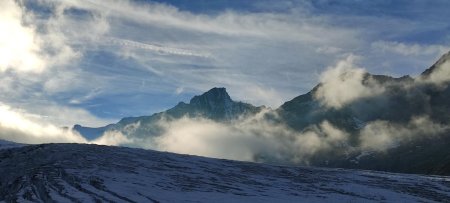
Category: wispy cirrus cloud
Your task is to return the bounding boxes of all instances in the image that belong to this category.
[12,0,360,111]
[102,37,211,58]
[371,41,450,57]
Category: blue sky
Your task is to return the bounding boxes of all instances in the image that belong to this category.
[1,0,449,128]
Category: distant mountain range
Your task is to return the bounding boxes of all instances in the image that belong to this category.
[74,51,450,175]
[74,87,264,140]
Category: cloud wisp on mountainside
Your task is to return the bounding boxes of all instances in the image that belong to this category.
[105,110,349,163]
[314,55,386,109]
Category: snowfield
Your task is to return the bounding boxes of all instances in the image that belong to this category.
[1,142,450,202]
[0,140,24,150]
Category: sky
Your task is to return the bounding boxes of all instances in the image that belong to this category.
[1,0,450,129]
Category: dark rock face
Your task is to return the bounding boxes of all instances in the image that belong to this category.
[188,87,238,120]
[190,87,232,107]
[171,87,262,120]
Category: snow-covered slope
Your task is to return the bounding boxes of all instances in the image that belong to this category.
[0,139,24,150]
[1,143,449,202]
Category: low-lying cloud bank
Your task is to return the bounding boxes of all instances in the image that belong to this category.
[0,103,123,146]
[0,104,87,144]
[93,110,349,163]
[360,116,449,151]
[154,113,349,163]
[90,111,449,164]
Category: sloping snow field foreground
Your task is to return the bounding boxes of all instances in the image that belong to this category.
[0,143,449,202]
[0,140,24,150]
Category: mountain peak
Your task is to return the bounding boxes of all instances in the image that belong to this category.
[185,87,259,120]
[421,51,450,76]
[189,87,232,106]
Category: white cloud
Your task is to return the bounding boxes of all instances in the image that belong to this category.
[0,0,113,131]
[371,41,449,57]
[101,111,349,163]
[0,0,45,72]
[91,130,131,146]
[174,86,185,95]
[419,59,450,85]
[314,55,385,109]
[103,37,211,58]
[315,46,343,55]
[0,103,87,144]
[359,116,449,151]
[0,0,83,74]
[23,104,114,127]
[227,84,285,108]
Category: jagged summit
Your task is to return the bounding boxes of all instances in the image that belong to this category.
[422,51,450,76]
[190,87,233,106]
[182,87,261,120]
